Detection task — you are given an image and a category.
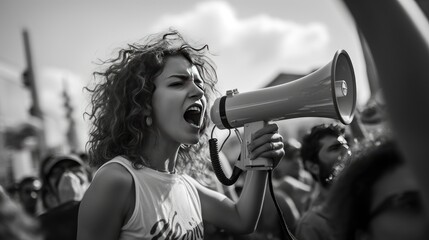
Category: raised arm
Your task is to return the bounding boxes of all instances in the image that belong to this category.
[77,163,134,240]
[194,123,284,234]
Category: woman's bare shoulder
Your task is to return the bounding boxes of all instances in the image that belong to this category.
[90,162,134,193]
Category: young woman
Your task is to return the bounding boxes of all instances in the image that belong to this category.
[77,30,285,240]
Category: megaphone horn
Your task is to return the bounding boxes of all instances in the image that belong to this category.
[211,49,357,129]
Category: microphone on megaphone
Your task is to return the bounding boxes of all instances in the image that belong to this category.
[209,49,357,185]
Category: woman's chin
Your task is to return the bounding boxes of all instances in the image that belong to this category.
[187,138,200,145]
[178,136,200,146]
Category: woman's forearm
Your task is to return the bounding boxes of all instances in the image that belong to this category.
[234,169,269,233]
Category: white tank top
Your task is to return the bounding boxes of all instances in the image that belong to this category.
[96,156,204,240]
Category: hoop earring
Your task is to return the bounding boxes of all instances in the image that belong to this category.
[145,116,152,127]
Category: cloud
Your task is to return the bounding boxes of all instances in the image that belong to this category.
[151,1,330,91]
[153,1,329,55]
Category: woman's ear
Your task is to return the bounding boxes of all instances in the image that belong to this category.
[142,103,152,116]
[142,104,154,127]
[142,98,154,115]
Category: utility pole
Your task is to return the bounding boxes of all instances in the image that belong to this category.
[22,29,47,158]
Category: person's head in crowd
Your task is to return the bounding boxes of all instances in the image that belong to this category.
[327,140,429,240]
[358,90,392,140]
[300,123,351,188]
[0,185,43,240]
[40,154,91,210]
[274,138,302,180]
[17,176,41,215]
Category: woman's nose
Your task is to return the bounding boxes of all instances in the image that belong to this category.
[189,82,204,99]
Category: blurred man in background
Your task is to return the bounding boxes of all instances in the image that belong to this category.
[295,123,351,240]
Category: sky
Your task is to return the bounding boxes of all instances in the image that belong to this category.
[0,0,370,151]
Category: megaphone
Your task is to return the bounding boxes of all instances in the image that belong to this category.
[210,49,356,173]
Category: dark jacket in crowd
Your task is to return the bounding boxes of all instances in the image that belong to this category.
[38,201,80,240]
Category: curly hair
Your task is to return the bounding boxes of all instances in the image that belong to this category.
[85,30,219,175]
[300,123,346,166]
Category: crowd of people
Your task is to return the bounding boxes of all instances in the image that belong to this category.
[1,29,428,240]
[0,153,92,240]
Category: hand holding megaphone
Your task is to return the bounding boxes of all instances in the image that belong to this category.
[245,123,285,169]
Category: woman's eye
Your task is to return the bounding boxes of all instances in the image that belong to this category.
[169,82,183,87]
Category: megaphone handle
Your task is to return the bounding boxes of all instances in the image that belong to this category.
[240,121,274,170]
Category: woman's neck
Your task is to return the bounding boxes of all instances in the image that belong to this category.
[142,136,180,173]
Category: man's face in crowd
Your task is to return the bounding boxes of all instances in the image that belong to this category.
[48,161,89,191]
[317,135,350,187]
[44,160,90,208]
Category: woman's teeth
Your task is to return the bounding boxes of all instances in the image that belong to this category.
[184,106,203,127]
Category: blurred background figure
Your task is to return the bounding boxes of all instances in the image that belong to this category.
[276,138,312,185]
[0,185,43,240]
[353,90,391,144]
[39,154,91,210]
[16,176,42,216]
[294,123,351,240]
[38,153,91,240]
[326,140,429,240]
[275,138,313,215]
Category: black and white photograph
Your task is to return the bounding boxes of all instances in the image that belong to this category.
[1,1,429,239]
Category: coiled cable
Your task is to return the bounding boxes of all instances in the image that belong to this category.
[209,138,243,186]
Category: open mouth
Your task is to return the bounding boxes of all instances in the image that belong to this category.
[184,104,203,128]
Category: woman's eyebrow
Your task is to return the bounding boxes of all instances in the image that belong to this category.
[167,73,190,79]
